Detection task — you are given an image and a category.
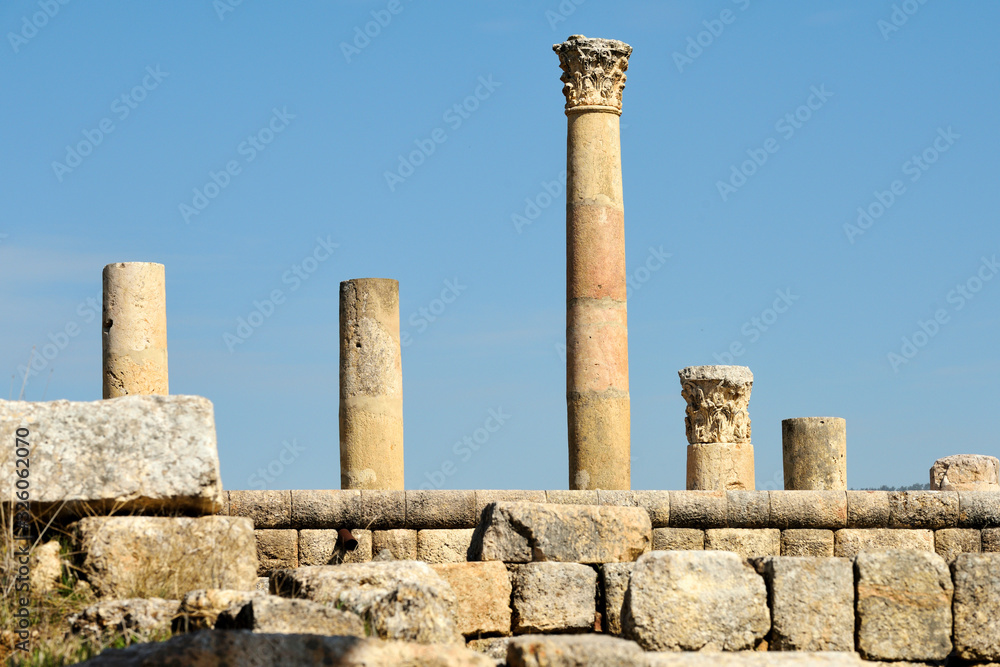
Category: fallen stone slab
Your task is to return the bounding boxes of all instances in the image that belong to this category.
[432,562,512,637]
[471,502,650,563]
[74,516,257,598]
[77,631,494,666]
[0,395,223,517]
[507,634,646,667]
[952,553,1000,661]
[271,560,459,644]
[855,549,952,661]
[623,550,769,652]
[173,588,264,631]
[930,453,1000,491]
[510,562,596,634]
[69,598,179,640]
[216,595,365,636]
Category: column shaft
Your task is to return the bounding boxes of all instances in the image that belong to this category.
[782,417,847,490]
[102,262,168,398]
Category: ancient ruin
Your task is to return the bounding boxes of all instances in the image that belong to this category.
[3,35,1000,667]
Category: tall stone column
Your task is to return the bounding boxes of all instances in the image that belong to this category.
[782,417,847,490]
[679,366,755,491]
[339,278,404,490]
[554,35,633,491]
[102,262,168,398]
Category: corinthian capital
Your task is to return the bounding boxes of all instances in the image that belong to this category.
[553,35,632,114]
[679,365,754,444]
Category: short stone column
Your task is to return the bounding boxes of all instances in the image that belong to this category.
[678,366,754,491]
[102,262,168,398]
[930,454,1000,491]
[339,278,404,490]
[782,417,847,490]
[554,34,633,490]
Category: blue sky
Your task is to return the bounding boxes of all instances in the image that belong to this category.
[2,1,998,492]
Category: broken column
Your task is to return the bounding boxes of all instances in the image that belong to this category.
[782,417,847,490]
[102,262,168,398]
[678,365,754,491]
[554,34,633,490]
[930,454,1000,491]
[339,278,404,490]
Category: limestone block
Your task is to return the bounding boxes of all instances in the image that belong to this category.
[229,490,291,528]
[769,491,846,528]
[216,595,365,636]
[930,454,1000,491]
[545,490,598,505]
[846,490,889,527]
[888,490,958,528]
[432,562,512,637]
[359,489,405,529]
[935,528,981,563]
[645,653,869,666]
[507,634,646,667]
[467,637,510,662]
[855,549,952,661]
[754,556,853,651]
[254,577,269,591]
[952,553,1000,661]
[781,529,834,557]
[77,632,493,666]
[407,490,477,529]
[726,490,770,528]
[74,516,257,598]
[705,528,780,559]
[29,540,64,594]
[299,529,372,565]
[833,529,934,558]
[958,490,1000,527]
[255,529,297,576]
[373,528,417,560]
[652,527,704,551]
[271,560,459,644]
[472,502,650,563]
[474,491,546,519]
[0,395,223,516]
[510,562,596,634]
[416,529,474,564]
[69,598,179,640]
[678,365,753,444]
[174,589,264,631]
[597,490,670,528]
[668,490,727,528]
[622,550,769,651]
[985,527,1000,552]
[289,489,360,528]
[600,562,633,636]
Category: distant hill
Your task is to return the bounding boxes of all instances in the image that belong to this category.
[852,483,931,491]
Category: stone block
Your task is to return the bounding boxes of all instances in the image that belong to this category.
[510,562,596,634]
[667,490,727,528]
[652,527,704,551]
[299,529,372,565]
[289,489,360,528]
[373,528,417,560]
[217,490,230,518]
[229,490,291,528]
[271,560,459,643]
[769,491,846,528]
[0,395,223,516]
[472,502,650,564]
[632,491,671,527]
[359,489,406,529]
[855,549,952,661]
[935,528,981,563]
[70,598,179,640]
[474,491,546,520]
[888,490,958,528]
[216,595,365,636]
[74,516,257,598]
[754,556,853,651]
[833,529,934,558]
[622,550,769,651]
[432,562,512,637]
[600,562,632,636]
[255,529,298,576]
[952,553,1000,661]
[705,528,780,559]
[645,653,868,666]
[467,636,510,662]
[507,635,646,667]
[985,527,1000,552]
[545,490,598,505]
[174,589,264,631]
[406,490,477,529]
[727,490,770,528]
[781,529,834,557]
[418,529,474,563]
[846,490,889,527]
[958,490,1000,527]
[930,454,1000,491]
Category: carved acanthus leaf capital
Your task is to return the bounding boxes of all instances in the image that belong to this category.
[678,366,753,445]
[553,35,632,114]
